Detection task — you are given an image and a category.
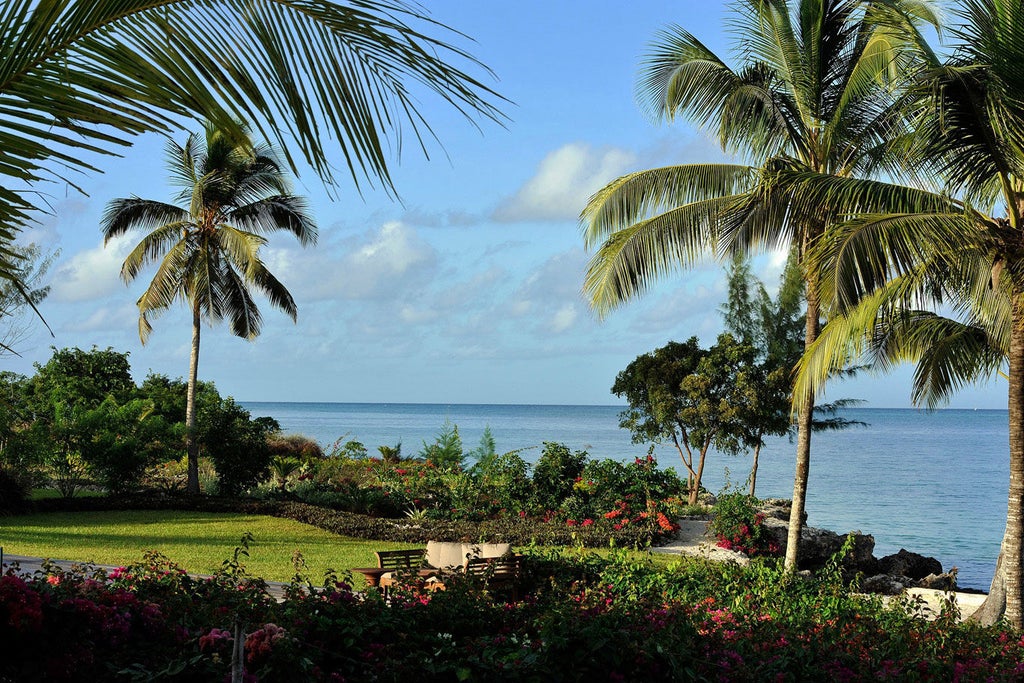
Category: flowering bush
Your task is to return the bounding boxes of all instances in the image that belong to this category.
[3,546,1024,682]
[709,491,780,556]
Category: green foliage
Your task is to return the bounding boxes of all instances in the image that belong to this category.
[269,456,302,491]
[419,419,464,470]
[201,398,280,496]
[136,373,218,426]
[326,437,368,459]
[709,491,779,557]
[467,425,498,469]
[76,397,178,494]
[476,451,532,513]
[25,346,135,418]
[531,442,588,512]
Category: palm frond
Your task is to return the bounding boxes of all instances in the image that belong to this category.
[227,196,318,246]
[120,222,191,283]
[580,164,756,247]
[583,195,745,317]
[0,0,506,262]
[101,198,191,243]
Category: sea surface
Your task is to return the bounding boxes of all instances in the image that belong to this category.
[241,402,1008,591]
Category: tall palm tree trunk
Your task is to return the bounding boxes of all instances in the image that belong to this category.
[973,294,1024,627]
[185,306,202,494]
[785,284,821,570]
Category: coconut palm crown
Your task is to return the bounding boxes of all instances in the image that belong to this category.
[789,0,1024,627]
[0,0,503,295]
[580,0,937,570]
[101,123,316,494]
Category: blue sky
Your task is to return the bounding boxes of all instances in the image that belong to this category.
[5,0,1006,409]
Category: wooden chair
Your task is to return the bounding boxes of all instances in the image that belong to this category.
[464,553,523,600]
[375,549,427,597]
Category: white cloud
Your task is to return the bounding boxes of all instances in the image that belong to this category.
[50,234,134,303]
[269,221,439,303]
[549,304,578,333]
[59,303,138,334]
[493,143,636,222]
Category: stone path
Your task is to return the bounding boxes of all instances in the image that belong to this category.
[651,518,751,564]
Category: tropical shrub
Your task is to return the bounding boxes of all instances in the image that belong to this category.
[266,433,324,461]
[709,491,779,556]
[531,442,588,512]
[77,397,178,494]
[418,419,464,469]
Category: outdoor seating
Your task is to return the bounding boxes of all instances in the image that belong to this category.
[370,541,520,598]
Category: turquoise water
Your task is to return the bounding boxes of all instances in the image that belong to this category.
[242,402,1008,591]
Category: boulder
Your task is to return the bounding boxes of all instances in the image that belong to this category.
[761,517,878,574]
[758,498,805,523]
[862,574,908,595]
[878,549,942,580]
[915,572,957,591]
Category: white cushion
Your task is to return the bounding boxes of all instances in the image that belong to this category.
[463,543,511,562]
[426,541,466,570]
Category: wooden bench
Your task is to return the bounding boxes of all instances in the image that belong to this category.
[464,554,523,600]
[373,543,521,599]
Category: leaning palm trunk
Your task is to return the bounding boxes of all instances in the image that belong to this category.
[185,306,201,494]
[786,285,821,570]
[973,296,1024,628]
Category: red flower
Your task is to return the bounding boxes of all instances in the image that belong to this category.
[581,519,594,527]
[566,519,577,527]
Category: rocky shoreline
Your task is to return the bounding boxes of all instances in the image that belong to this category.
[659,498,963,597]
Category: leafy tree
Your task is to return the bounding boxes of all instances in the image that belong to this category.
[102,123,316,494]
[721,253,863,494]
[613,335,761,505]
[0,1,504,298]
[0,243,56,357]
[200,397,280,496]
[581,0,936,569]
[24,347,134,421]
[788,0,1024,626]
[77,397,176,494]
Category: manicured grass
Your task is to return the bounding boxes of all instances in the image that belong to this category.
[0,510,417,585]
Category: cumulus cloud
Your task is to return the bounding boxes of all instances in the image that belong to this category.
[50,234,134,303]
[493,143,636,222]
[269,221,439,303]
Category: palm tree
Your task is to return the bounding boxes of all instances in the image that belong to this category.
[0,1,503,295]
[101,123,316,494]
[580,0,935,570]
[790,0,1024,627]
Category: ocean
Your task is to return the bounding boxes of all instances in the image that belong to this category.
[241,402,1008,591]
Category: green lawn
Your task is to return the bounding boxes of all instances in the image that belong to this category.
[0,510,417,585]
